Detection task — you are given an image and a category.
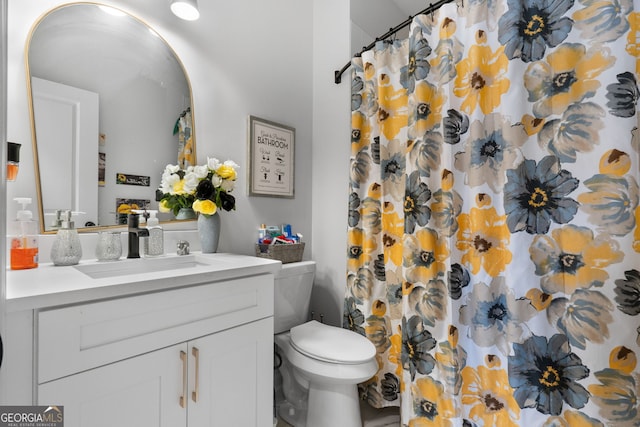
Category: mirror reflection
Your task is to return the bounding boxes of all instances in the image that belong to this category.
[27,3,195,233]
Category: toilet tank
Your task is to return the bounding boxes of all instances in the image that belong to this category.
[274,261,316,334]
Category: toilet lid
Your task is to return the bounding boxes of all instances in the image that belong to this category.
[289,320,376,364]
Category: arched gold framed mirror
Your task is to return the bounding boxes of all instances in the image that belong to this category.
[26,2,195,233]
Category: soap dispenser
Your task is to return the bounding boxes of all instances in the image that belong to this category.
[51,210,83,266]
[144,210,164,256]
[9,197,39,270]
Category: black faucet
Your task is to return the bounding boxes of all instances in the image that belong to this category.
[127,213,149,259]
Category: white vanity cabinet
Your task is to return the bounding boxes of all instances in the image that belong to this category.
[2,254,280,427]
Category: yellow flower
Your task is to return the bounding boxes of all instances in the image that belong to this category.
[216,164,237,180]
[408,377,456,427]
[412,82,445,136]
[524,43,614,117]
[456,206,512,277]
[383,209,404,267]
[192,199,217,216]
[347,228,376,272]
[461,365,520,426]
[158,199,171,213]
[172,178,187,195]
[352,111,372,155]
[378,78,408,140]
[454,44,510,115]
[627,12,640,75]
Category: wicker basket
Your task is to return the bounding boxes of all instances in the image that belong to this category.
[255,243,305,264]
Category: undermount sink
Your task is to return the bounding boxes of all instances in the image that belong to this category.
[74,255,214,279]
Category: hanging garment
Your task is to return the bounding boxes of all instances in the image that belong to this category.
[175,108,195,168]
[345,0,640,425]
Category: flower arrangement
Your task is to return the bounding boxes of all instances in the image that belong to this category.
[158,157,239,217]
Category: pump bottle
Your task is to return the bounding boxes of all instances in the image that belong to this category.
[144,210,164,256]
[50,210,83,266]
[10,197,39,270]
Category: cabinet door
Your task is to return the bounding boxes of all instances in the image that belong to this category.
[38,343,187,427]
[188,318,273,427]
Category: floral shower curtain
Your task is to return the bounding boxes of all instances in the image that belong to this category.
[344,0,640,425]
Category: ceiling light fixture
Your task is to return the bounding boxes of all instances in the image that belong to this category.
[170,0,200,21]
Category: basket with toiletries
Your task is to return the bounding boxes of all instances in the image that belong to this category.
[255,223,304,263]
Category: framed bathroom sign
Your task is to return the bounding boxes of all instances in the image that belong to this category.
[248,116,295,198]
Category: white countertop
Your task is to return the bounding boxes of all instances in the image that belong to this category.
[6,252,282,312]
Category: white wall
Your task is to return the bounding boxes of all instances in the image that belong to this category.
[7,0,314,258]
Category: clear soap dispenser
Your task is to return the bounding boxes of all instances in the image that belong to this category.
[9,197,39,270]
[144,210,164,256]
[51,210,83,266]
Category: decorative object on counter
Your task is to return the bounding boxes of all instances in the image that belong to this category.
[143,210,164,256]
[248,116,295,198]
[198,212,220,253]
[175,207,196,220]
[158,157,239,252]
[9,197,39,270]
[51,210,82,266]
[95,231,122,261]
[6,142,21,181]
[177,240,190,256]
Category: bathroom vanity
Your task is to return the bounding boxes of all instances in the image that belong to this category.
[2,253,280,427]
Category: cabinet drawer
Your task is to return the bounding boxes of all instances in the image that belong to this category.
[38,274,274,384]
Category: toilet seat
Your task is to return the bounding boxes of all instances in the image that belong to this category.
[289,320,376,364]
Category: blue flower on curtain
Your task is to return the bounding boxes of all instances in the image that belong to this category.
[508,334,590,415]
[573,0,634,44]
[498,0,574,62]
[344,296,366,336]
[614,269,640,315]
[606,71,640,117]
[404,171,432,233]
[401,315,437,380]
[443,109,469,145]
[454,113,528,193]
[447,263,470,300]
[459,278,537,355]
[402,27,432,92]
[504,155,579,235]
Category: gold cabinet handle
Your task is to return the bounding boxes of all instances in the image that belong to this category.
[191,346,200,402]
[179,350,187,408]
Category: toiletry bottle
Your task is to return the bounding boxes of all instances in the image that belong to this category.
[9,197,39,270]
[144,210,164,256]
[50,210,83,266]
[258,223,267,243]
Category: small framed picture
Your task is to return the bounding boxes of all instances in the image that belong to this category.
[247,116,295,198]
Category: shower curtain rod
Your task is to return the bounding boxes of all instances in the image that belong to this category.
[334,0,455,84]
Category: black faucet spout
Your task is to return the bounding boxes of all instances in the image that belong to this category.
[127,213,150,259]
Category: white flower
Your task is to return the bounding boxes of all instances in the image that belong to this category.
[221,179,235,192]
[160,172,180,194]
[223,160,240,170]
[182,170,200,193]
[207,157,221,171]
[164,164,181,174]
[192,165,209,179]
[211,174,223,187]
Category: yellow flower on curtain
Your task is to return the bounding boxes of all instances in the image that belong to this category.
[456,201,512,277]
[461,364,520,426]
[529,225,624,294]
[383,209,405,267]
[524,43,615,118]
[388,330,406,383]
[454,43,510,115]
[352,111,372,155]
[411,82,446,137]
[347,228,377,272]
[408,377,457,427]
[378,79,409,140]
[626,12,640,74]
[403,228,450,283]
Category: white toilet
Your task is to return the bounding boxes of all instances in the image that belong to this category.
[274,261,378,427]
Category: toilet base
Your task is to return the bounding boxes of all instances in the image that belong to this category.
[306,381,361,427]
